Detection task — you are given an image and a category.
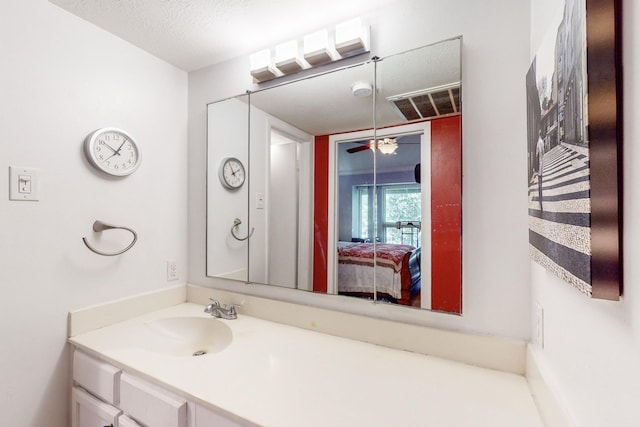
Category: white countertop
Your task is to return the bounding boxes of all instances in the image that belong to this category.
[69,302,543,427]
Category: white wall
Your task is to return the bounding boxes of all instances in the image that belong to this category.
[0,2,188,426]
[529,0,640,425]
[189,0,532,340]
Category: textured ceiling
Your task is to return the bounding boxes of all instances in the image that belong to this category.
[49,0,399,71]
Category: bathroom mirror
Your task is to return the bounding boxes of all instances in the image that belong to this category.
[207,37,462,313]
[206,93,250,280]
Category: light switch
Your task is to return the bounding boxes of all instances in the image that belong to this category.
[19,175,32,193]
[256,192,265,209]
[9,166,39,201]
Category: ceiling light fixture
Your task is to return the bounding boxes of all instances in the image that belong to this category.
[373,138,398,155]
[351,81,372,97]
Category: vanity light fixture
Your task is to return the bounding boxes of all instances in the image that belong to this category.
[303,29,335,66]
[250,49,280,83]
[335,17,370,57]
[250,17,370,83]
[275,40,307,74]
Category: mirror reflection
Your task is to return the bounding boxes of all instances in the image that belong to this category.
[330,125,428,308]
[206,94,249,281]
[246,60,375,289]
[207,37,462,314]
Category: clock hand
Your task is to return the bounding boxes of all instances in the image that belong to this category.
[103,152,119,162]
[113,138,128,155]
[102,144,119,154]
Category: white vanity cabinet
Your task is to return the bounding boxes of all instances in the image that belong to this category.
[119,373,187,427]
[72,349,249,427]
[118,414,143,427]
[71,386,121,427]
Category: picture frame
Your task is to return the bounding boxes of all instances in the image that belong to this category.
[526,0,622,299]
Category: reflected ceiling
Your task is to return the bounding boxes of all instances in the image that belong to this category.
[250,39,460,136]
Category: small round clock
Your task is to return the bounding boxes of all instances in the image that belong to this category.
[84,128,141,176]
[218,157,246,190]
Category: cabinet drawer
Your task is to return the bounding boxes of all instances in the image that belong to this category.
[71,386,121,427]
[120,373,187,427]
[73,350,121,405]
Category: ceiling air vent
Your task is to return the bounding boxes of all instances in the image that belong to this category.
[387,82,461,121]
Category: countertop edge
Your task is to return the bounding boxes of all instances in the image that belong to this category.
[67,284,526,375]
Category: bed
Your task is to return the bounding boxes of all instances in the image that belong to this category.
[337,242,421,306]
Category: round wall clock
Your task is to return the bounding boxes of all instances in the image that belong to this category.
[218,157,246,190]
[84,128,141,176]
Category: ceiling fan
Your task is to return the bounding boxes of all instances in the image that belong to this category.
[347,137,399,155]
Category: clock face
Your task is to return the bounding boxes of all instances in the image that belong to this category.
[84,128,141,176]
[219,157,245,190]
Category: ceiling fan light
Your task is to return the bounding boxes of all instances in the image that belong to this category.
[377,138,398,155]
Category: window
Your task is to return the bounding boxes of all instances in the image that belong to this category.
[353,186,371,240]
[381,185,421,245]
[353,183,421,245]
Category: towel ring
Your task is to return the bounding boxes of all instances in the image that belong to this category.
[82,220,138,256]
[230,218,254,241]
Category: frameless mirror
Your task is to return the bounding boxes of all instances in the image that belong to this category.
[206,93,250,280]
[207,37,462,314]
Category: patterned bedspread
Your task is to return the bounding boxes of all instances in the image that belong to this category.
[337,242,415,272]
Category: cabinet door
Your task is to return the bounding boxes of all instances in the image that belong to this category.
[120,373,187,427]
[72,387,121,427]
[118,414,142,427]
[73,350,121,405]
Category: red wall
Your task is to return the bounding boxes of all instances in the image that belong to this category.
[430,116,462,313]
[313,135,329,293]
[312,116,462,312]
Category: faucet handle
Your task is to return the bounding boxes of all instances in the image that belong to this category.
[204,298,221,314]
[228,304,241,316]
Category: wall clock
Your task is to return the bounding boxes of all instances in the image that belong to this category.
[218,157,246,190]
[84,128,141,176]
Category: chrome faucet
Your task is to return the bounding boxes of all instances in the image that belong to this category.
[204,298,238,320]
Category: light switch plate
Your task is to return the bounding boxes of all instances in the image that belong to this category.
[9,166,39,201]
[256,192,265,209]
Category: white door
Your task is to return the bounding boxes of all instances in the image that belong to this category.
[269,141,298,288]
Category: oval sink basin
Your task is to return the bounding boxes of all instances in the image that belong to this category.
[141,316,233,357]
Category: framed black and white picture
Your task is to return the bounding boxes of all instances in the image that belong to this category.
[526,0,622,299]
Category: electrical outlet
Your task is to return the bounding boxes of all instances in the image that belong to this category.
[167,260,178,281]
[534,303,544,348]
